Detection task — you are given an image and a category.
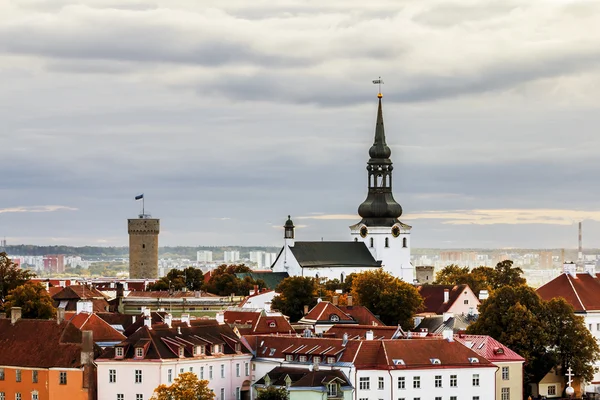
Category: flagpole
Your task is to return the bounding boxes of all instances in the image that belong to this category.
[142,196,145,217]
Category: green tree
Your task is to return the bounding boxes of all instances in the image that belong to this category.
[0,252,36,307]
[271,276,318,322]
[150,372,214,400]
[4,282,56,319]
[434,261,525,296]
[256,386,289,400]
[351,269,423,329]
[492,260,526,289]
[203,264,264,296]
[147,267,205,291]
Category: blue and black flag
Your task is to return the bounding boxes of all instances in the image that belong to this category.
[135,194,144,200]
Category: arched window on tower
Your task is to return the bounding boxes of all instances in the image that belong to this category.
[385,238,389,248]
[402,238,407,248]
[370,238,374,248]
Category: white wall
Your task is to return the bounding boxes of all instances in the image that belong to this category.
[448,286,480,316]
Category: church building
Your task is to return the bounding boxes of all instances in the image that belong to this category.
[271,93,414,282]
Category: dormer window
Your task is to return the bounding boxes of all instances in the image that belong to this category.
[313,356,321,364]
[493,347,505,355]
[468,357,479,363]
[235,343,241,352]
[299,355,307,362]
[135,347,144,359]
[115,347,124,359]
[269,321,276,328]
[284,375,292,388]
[286,355,293,361]
[330,314,340,322]
[269,348,276,356]
[327,356,335,364]
[213,344,221,354]
[430,358,441,364]
[393,359,405,365]
[178,347,185,358]
[327,382,339,398]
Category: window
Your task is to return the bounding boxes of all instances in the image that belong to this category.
[116,347,124,358]
[109,369,116,383]
[236,387,241,400]
[220,388,225,400]
[0,369,4,380]
[269,321,276,327]
[435,375,442,388]
[327,356,336,364]
[413,376,420,389]
[330,314,340,322]
[299,355,307,362]
[473,397,480,400]
[450,374,457,387]
[464,299,469,304]
[327,383,338,397]
[402,238,407,248]
[59,371,67,385]
[398,376,405,389]
[502,366,509,380]
[359,377,370,390]
[135,370,142,383]
[136,395,143,400]
[245,363,249,376]
[32,394,39,400]
[450,397,457,400]
[385,238,389,248]
[314,356,321,364]
[220,364,225,378]
[370,238,374,248]
[548,385,556,396]
[32,371,38,384]
[285,354,293,361]
[501,387,510,400]
[0,392,4,400]
[16,370,21,382]
[178,348,184,357]
[136,347,144,358]
[200,367,204,379]
[472,373,480,386]
[15,394,21,400]
[168,369,172,383]
[597,323,600,331]
[180,368,184,374]
[436,398,442,400]
[117,395,124,400]
[209,366,213,379]
[189,367,193,373]
[378,377,384,390]
[236,363,240,377]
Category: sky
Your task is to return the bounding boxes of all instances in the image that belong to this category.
[2,0,600,248]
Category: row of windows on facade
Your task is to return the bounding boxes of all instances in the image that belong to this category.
[361,237,408,248]
[358,392,510,400]
[114,390,243,400]
[285,354,337,364]
[0,369,67,384]
[0,393,38,400]
[116,343,237,359]
[108,362,250,384]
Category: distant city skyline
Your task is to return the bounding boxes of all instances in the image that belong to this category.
[2,1,600,248]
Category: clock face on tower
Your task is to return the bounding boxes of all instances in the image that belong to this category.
[391,225,400,238]
[360,226,368,238]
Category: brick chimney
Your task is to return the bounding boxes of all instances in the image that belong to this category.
[347,296,353,307]
[11,307,21,325]
[57,307,65,324]
[80,330,94,365]
[332,296,339,306]
[303,305,309,315]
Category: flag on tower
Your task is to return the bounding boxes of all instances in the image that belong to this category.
[372,79,383,84]
[135,194,144,200]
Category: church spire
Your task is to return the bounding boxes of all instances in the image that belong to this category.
[357,93,403,227]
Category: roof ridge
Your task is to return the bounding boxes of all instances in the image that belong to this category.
[566,274,586,311]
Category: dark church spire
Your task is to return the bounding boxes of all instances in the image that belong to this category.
[357,93,403,227]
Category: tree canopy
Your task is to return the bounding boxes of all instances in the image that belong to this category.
[434,260,525,295]
[4,281,56,319]
[351,269,423,329]
[0,252,35,307]
[467,285,600,388]
[147,267,205,291]
[150,372,214,400]
[256,386,289,400]
[203,264,265,296]
[271,276,318,322]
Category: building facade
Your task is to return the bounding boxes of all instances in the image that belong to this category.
[128,217,160,279]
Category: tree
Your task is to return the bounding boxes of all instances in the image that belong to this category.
[492,260,526,289]
[150,372,214,400]
[4,282,56,319]
[0,252,35,307]
[256,386,289,400]
[433,261,525,296]
[203,264,265,296]
[271,276,318,322]
[351,269,423,329]
[467,285,599,389]
[147,267,205,291]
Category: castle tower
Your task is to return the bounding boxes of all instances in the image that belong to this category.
[128,217,160,279]
[350,93,413,282]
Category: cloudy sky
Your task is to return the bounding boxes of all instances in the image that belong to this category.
[2,0,600,248]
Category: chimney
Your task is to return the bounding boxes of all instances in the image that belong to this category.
[144,316,152,329]
[342,333,348,346]
[443,289,450,304]
[585,264,596,277]
[80,330,94,365]
[216,312,225,325]
[116,282,124,299]
[563,262,577,277]
[57,307,65,324]
[142,307,150,317]
[76,300,93,315]
[443,312,453,322]
[442,329,453,341]
[365,330,374,340]
[332,296,339,306]
[313,356,320,371]
[181,314,190,326]
[10,307,22,325]
[303,305,309,315]
[347,296,353,307]
[478,290,489,301]
[264,301,272,313]
[164,313,173,328]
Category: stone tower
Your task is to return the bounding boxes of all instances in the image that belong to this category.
[128,217,160,279]
[350,93,414,282]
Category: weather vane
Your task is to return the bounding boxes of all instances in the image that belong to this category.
[372,77,384,98]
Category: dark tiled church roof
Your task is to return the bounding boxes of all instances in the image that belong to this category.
[289,242,381,268]
[235,272,289,290]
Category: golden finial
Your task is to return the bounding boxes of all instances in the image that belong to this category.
[373,77,384,98]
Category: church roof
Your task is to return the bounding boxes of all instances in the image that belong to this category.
[235,272,289,290]
[289,242,381,268]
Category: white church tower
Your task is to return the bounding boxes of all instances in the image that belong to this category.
[350,92,414,282]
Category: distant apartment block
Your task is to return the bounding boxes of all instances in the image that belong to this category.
[196,250,213,263]
[249,251,277,268]
[539,251,553,269]
[224,251,240,263]
[43,254,65,274]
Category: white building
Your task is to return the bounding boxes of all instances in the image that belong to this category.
[271,94,414,282]
[96,318,253,400]
[197,250,213,263]
[224,251,241,264]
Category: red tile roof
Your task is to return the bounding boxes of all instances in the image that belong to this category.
[126,290,218,298]
[454,334,525,362]
[53,285,108,300]
[417,284,470,314]
[326,325,403,340]
[223,309,294,335]
[338,305,384,326]
[301,302,355,323]
[65,312,126,342]
[0,318,97,368]
[536,272,600,312]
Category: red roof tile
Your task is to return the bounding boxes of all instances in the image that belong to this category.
[126,290,217,298]
[338,305,384,326]
[454,334,525,362]
[53,285,108,300]
[65,312,126,342]
[417,284,471,314]
[326,325,403,340]
[536,272,600,312]
[302,302,355,322]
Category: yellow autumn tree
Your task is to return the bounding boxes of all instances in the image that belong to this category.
[150,372,214,400]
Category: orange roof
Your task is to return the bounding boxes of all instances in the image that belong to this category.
[326,325,402,340]
[454,334,525,362]
[537,272,600,311]
[302,302,354,323]
[65,312,126,342]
